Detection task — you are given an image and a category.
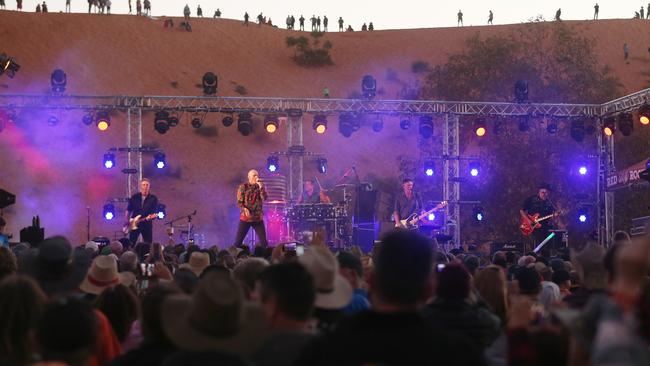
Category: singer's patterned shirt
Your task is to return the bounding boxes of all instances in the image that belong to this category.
[236,183,268,222]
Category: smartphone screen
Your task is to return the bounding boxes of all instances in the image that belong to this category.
[296,245,304,256]
[284,243,296,252]
[437,263,446,272]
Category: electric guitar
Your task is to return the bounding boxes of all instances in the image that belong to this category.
[123,213,158,234]
[520,211,561,236]
[399,201,448,229]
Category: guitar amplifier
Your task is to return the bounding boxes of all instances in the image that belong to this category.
[491,242,525,254]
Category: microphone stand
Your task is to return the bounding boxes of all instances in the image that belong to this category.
[86,206,91,242]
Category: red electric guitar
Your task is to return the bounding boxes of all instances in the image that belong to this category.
[520,211,562,236]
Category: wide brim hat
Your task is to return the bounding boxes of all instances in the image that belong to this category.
[179,251,210,277]
[79,255,134,295]
[19,236,91,296]
[300,246,353,309]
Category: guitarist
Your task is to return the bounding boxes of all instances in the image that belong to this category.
[520,183,556,247]
[393,178,424,229]
[125,178,159,245]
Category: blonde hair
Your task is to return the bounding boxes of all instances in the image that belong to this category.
[474,265,508,326]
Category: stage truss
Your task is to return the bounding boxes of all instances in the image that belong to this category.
[2,89,648,246]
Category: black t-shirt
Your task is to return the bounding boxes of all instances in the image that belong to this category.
[301,191,321,204]
[295,310,484,366]
[127,193,159,219]
[394,191,423,220]
[522,195,555,229]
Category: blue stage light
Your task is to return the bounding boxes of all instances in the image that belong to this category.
[428,213,435,221]
[267,156,279,172]
[469,162,480,177]
[103,203,116,220]
[103,153,115,169]
[424,160,435,177]
[154,152,166,169]
[578,166,587,175]
[157,204,166,219]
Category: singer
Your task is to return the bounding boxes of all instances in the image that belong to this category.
[233,169,269,248]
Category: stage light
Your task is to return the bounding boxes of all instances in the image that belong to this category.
[264,115,279,134]
[372,118,383,132]
[547,119,558,134]
[361,75,376,99]
[157,204,166,219]
[469,162,480,177]
[50,69,66,93]
[474,118,486,137]
[103,152,116,169]
[602,116,616,137]
[493,119,504,135]
[424,160,435,177]
[313,114,327,134]
[238,112,253,136]
[154,152,166,169]
[473,206,485,222]
[514,80,528,103]
[168,114,179,127]
[419,115,433,138]
[222,115,234,127]
[578,165,587,176]
[47,115,58,126]
[400,118,411,130]
[103,203,116,220]
[618,112,633,136]
[317,157,327,174]
[202,72,218,95]
[0,53,20,78]
[518,116,530,132]
[339,113,356,137]
[638,104,650,125]
[82,112,93,126]
[96,111,110,131]
[427,213,435,221]
[191,115,203,129]
[570,119,585,142]
[267,155,279,172]
[577,207,588,223]
[154,111,170,134]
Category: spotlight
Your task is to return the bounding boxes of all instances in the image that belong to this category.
[361,75,376,99]
[103,203,116,221]
[222,115,234,127]
[618,112,633,136]
[49,69,67,93]
[202,72,218,95]
[424,159,435,177]
[168,114,179,127]
[313,114,327,134]
[547,119,558,134]
[427,213,435,221]
[578,165,588,176]
[372,118,383,132]
[419,115,433,138]
[264,115,279,134]
[96,111,110,131]
[518,116,530,132]
[82,112,93,126]
[237,112,253,136]
[514,80,528,103]
[154,152,166,169]
[157,204,166,219]
[191,115,203,129]
[267,155,279,172]
[47,115,58,126]
[0,53,20,78]
[577,207,588,223]
[317,157,328,174]
[469,162,480,177]
[570,119,585,142]
[154,111,170,134]
[473,118,486,137]
[473,206,485,222]
[638,104,650,125]
[103,152,116,169]
[602,116,616,137]
[339,113,356,137]
[400,118,411,130]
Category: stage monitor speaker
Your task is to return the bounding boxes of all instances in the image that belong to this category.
[0,189,16,209]
[353,222,376,253]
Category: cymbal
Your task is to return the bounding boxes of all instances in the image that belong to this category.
[334,183,357,188]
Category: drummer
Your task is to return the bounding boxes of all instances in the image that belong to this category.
[297,179,331,204]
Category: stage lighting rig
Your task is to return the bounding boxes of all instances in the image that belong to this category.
[103,152,116,169]
[191,114,203,129]
[222,115,234,127]
[157,204,166,219]
[103,203,116,220]
[570,119,586,142]
[154,152,166,169]
[638,104,650,125]
[372,118,383,132]
[202,72,218,95]
[618,112,633,136]
[154,111,170,134]
[338,113,357,138]
[514,80,528,103]
[264,115,279,134]
[473,206,485,222]
[317,157,328,174]
[0,53,20,78]
[47,115,58,126]
[313,114,327,134]
[419,115,433,138]
[238,112,253,136]
[546,119,558,134]
[96,111,110,131]
[400,118,411,130]
[602,116,616,137]
[266,155,279,172]
[50,69,67,93]
[82,112,94,126]
[361,75,376,99]
[423,160,435,177]
[469,162,480,177]
[473,118,486,137]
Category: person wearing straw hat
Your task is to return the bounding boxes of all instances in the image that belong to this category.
[179,251,210,277]
[79,255,136,297]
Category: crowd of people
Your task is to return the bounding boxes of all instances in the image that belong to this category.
[0,224,648,365]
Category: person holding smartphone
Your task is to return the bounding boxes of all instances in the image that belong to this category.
[233,169,269,248]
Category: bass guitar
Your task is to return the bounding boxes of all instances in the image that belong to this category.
[399,201,448,229]
[520,211,561,236]
[123,213,158,235]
